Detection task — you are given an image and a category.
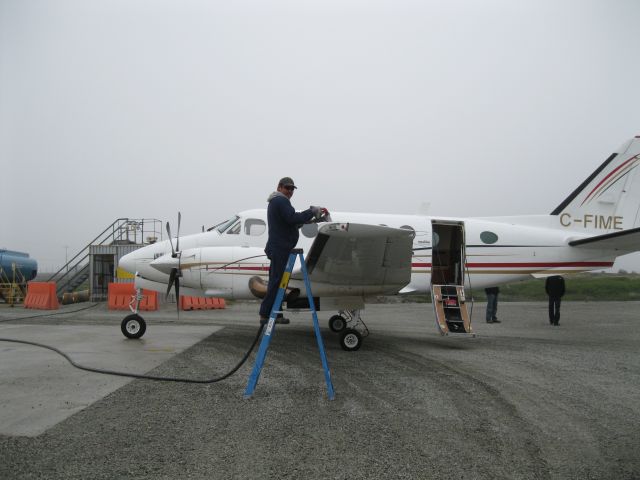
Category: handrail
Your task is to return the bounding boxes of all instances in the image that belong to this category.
[47,218,162,295]
[47,218,130,282]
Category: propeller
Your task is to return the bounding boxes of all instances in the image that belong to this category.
[165,212,182,313]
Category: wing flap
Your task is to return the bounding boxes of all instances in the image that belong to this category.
[304,223,414,294]
[568,227,640,251]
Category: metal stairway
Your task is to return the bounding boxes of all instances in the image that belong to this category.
[47,218,162,298]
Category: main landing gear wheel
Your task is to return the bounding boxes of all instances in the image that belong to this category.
[121,313,147,339]
[329,314,347,333]
[340,329,362,351]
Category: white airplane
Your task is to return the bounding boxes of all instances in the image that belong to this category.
[119,135,640,350]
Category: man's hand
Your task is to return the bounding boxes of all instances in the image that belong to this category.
[310,206,329,221]
[310,206,321,219]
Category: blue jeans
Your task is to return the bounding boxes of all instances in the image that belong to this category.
[259,249,289,318]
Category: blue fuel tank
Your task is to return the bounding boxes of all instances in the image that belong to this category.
[0,249,38,282]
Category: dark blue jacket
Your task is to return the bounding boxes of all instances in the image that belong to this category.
[545,275,565,297]
[265,193,314,256]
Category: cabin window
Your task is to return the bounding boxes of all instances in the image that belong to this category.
[245,219,266,236]
[301,223,319,238]
[480,231,499,244]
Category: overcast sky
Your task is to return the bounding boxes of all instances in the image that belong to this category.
[2,0,640,271]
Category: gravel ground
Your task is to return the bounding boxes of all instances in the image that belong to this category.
[0,301,639,479]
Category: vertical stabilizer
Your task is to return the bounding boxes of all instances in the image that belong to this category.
[551,136,640,232]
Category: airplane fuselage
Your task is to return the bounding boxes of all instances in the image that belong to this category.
[119,208,615,302]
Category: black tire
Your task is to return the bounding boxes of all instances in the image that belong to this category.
[340,329,362,351]
[121,314,147,339]
[329,314,347,333]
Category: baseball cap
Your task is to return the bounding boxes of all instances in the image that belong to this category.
[278,177,297,189]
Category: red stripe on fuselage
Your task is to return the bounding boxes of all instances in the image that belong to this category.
[411,261,612,268]
[206,266,269,272]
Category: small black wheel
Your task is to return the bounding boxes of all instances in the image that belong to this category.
[329,314,347,333]
[121,314,147,339]
[340,329,362,351]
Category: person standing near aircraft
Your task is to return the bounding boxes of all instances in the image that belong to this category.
[259,177,327,324]
[484,286,500,323]
[545,275,565,326]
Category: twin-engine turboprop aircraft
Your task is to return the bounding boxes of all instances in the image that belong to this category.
[119,135,640,350]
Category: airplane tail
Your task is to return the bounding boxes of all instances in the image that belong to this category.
[551,135,640,232]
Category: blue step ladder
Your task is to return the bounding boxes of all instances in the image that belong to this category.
[244,248,335,400]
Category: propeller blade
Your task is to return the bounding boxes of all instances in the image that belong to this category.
[166,222,176,257]
[166,268,177,298]
[176,212,181,252]
[166,212,183,315]
[175,275,180,314]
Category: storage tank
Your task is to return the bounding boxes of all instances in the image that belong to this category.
[0,249,38,282]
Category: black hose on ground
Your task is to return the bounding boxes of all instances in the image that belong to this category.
[0,323,264,384]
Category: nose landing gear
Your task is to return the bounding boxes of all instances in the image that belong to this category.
[121,313,147,339]
[120,288,148,339]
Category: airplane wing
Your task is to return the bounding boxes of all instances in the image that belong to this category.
[568,227,640,251]
[302,223,414,294]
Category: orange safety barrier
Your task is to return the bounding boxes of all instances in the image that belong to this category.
[180,296,226,311]
[24,282,59,310]
[108,283,158,311]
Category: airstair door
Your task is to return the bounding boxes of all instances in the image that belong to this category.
[430,221,473,335]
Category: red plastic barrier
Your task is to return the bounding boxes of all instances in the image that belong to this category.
[24,282,59,310]
[180,296,226,310]
[107,283,158,311]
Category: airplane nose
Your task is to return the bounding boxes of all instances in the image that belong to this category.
[119,252,137,275]
[150,254,178,275]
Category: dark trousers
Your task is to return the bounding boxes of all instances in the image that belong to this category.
[259,249,290,317]
[486,292,498,321]
[548,296,561,324]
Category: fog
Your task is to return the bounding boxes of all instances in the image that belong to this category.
[2,0,639,271]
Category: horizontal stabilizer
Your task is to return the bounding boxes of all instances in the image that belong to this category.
[568,227,640,251]
[304,223,414,293]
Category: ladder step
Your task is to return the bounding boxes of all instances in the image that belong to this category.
[431,284,473,335]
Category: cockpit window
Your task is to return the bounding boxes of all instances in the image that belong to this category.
[245,219,266,236]
[214,216,240,234]
[227,220,241,235]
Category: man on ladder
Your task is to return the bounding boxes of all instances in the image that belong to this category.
[259,176,328,325]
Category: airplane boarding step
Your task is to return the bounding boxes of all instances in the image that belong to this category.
[244,249,335,400]
[432,285,474,336]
